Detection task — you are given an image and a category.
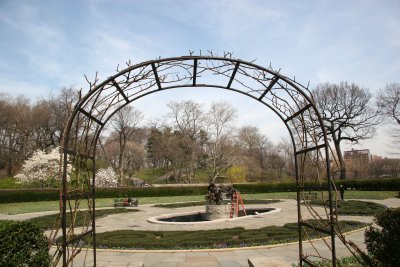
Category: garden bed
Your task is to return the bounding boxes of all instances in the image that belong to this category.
[90,220,367,250]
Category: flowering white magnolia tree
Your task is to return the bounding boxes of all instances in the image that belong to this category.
[15,147,71,188]
[95,167,118,188]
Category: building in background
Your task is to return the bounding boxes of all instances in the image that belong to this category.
[344,149,400,179]
[344,149,371,179]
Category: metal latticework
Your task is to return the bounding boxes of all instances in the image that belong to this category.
[55,55,363,266]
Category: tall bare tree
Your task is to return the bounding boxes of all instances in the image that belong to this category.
[166,100,206,182]
[0,95,33,176]
[313,82,379,180]
[206,102,238,182]
[238,126,269,180]
[277,137,295,178]
[109,105,144,185]
[377,82,400,151]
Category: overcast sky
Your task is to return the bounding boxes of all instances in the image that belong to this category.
[0,0,399,156]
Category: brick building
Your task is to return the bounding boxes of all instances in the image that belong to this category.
[344,149,371,179]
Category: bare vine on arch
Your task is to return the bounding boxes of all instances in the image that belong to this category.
[58,54,368,267]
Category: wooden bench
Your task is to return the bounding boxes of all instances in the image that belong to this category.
[114,197,138,207]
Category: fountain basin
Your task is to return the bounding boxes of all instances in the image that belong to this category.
[148,207,281,225]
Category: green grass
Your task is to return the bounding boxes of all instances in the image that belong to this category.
[90,220,366,250]
[0,177,23,189]
[28,208,139,230]
[153,199,281,208]
[340,190,398,199]
[0,195,206,215]
[0,191,396,215]
[310,200,386,216]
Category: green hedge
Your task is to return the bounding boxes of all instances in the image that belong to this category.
[95,186,207,198]
[0,186,208,203]
[0,189,59,203]
[336,178,400,191]
[0,220,50,266]
[234,182,298,193]
[0,178,398,203]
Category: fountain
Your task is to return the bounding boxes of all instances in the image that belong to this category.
[148,184,281,224]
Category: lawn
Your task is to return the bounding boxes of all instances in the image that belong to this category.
[0,177,25,189]
[89,220,366,250]
[28,208,139,230]
[310,200,386,216]
[0,191,396,215]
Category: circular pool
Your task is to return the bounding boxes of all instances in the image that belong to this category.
[148,207,281,225]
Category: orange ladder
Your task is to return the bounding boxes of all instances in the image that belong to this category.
[229,191,246,218]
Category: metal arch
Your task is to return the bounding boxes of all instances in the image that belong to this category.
[58,55,345,267]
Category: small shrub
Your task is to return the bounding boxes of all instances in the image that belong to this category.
[364,208,400,267]
[0,220,51,267]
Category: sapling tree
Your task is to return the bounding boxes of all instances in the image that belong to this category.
[15,147,71,188]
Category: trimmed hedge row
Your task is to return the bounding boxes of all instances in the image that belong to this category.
[234,178,400,193]
[0,188,59,203]
[0,178,398,203]
[336,178,400,191]
[0,186,209,203]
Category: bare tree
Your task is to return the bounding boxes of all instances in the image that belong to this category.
[205,102,238,182]
[165,100,206,182]
[238,126,269,181]
[167,101,205,139]
[277,137,295,178]
[313,82,379,180]
[147,126,188,183]
[0,95,33,177]
[109,105,144,185]
[377,83,400,151]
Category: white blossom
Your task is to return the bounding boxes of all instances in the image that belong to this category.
[95,167,118,188]
[15,147,71,188]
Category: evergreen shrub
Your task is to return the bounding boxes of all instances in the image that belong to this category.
[0,220,50,267]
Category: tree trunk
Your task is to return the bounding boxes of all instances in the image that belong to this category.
[7,134,13,177]
[6,157,12,177]
[334,140,346,180]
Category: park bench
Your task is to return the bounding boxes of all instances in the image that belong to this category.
[113,197,138,207]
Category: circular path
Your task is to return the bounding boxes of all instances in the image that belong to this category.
[2,198,399,266]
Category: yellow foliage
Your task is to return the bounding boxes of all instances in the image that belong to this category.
[227,165,247,183]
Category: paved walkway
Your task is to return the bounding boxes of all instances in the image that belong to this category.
[2,198,399,266]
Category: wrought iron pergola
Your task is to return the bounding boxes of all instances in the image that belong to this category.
[52,55,362,266]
